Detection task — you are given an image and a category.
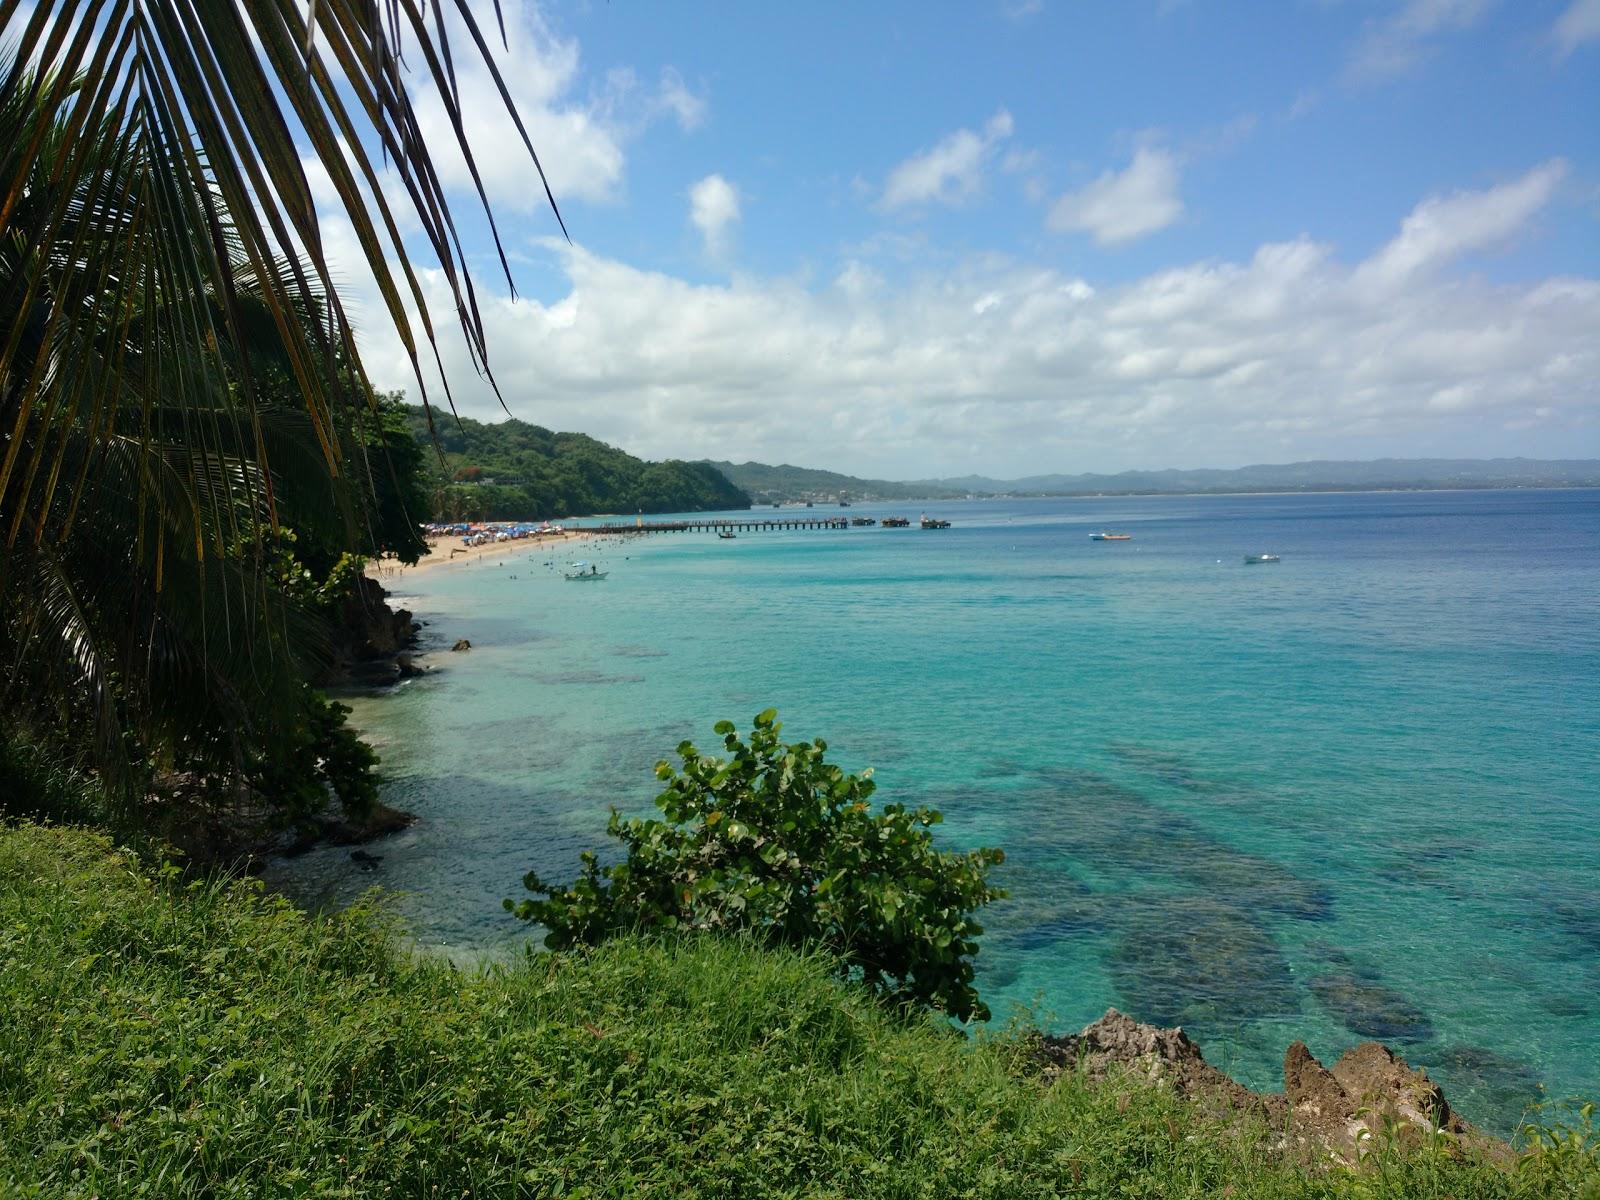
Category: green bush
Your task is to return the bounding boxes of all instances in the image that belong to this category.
[509,709,1006,1021]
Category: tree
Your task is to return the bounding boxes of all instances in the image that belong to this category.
[1,4,558,824]
[404,406,751,521]
[507,711,1007,1022]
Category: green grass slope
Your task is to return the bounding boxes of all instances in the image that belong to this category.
[2,824,1594,1198]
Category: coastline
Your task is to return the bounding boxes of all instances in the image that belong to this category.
[365,529,605,585]
[311,490,1599,1129]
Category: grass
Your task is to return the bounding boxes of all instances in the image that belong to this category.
[0,733,121,830]
[2,823,1596,1198]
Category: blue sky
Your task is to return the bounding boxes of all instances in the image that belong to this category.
[310,0,1599,478]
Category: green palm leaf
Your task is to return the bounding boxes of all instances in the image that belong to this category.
[1,3,560,807]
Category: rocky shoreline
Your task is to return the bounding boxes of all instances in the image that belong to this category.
[322,571,429,689]
[1036,1008,1507,1166]
[176,574,430,874]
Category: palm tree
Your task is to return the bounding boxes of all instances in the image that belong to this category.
[0,3,561,812]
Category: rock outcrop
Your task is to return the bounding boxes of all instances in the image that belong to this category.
[342,574,417,659]
[1037,1008,1273,1119]
[279,801,416,858]
[1037,1008,1504,1166]
[1282,1039,1481,1162]
[318,574,420,687]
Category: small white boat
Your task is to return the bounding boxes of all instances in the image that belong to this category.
[564,562,608,580]
[1243,553,1280,565]
[1090,532,1132,541]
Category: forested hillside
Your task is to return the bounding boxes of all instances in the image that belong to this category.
[407,407,750,519]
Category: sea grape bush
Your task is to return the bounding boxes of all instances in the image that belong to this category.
[507,709,1007,1021]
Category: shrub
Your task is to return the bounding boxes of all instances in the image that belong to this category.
[507,709,1006,1020]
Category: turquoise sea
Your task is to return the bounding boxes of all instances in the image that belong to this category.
[267,489,1600,1132]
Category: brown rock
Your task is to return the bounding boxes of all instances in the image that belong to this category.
[1038,1008,1275,1119]
[1279,1039,1489,1164]
[1284,1041,1350,1122]
[1329,1042,1465,1136]
[1283,1042,1364,1160]
[1033,1010,1510,1168]
[452,638,472,652]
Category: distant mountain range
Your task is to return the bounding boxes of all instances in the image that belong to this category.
[707,457,1600,503]
[701,461,968,503]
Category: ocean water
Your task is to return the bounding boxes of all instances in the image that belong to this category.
[267,489,1600,1132]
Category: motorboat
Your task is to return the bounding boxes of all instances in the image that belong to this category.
[1090,532,1132,541]
[920,515,951,529]
[717,531,737,539]
[1244,553,1281,564]
[564,563,608,580]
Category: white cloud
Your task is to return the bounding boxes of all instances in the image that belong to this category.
[1354,159,1568,290]
[1047,148,1184,246]
[407,2,702,213]
[1347,0,1495,82]
[879,110,1015,211]
[1554,0,1600,55]
[689,174,741,256]
[318,163,1595,478]
[409,3,619,208]
[655,68,708,130]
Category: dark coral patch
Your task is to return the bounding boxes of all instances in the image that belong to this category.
[1106,896,1299,1029]
[1309,972,1433,1043]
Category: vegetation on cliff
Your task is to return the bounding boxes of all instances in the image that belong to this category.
[405,405,750,520]
[0,0,518,849]
[4,822,1596,1199]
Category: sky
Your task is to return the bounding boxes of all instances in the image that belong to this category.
[308,0,1599,479]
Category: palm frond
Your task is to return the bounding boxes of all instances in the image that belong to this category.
[2,0,563,525]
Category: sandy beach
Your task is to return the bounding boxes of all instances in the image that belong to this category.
[365,529,607,585]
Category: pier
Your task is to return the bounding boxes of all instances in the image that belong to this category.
[581,516,853,535]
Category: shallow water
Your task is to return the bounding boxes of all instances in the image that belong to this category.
[266,489,1600,1132]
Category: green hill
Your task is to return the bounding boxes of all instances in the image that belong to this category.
[408,406,749,520]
